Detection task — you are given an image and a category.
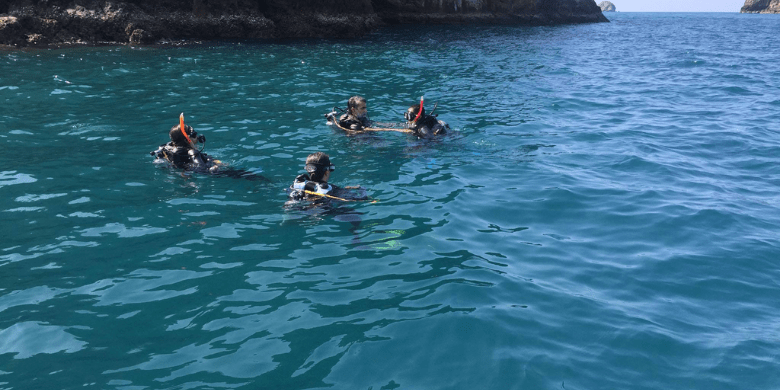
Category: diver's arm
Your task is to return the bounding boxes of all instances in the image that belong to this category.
[331,185,370,201]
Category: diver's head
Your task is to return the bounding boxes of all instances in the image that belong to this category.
[305,152,335,183]
[347,95,367,119]
[405,105,425,122]
[169,124,196,148]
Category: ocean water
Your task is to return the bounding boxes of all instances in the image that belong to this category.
[2,12,779,390]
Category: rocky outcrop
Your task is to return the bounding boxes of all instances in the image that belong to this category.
[0,0,608,47]
[741,0,780,13]
[375,0,608,25]
[598,1,616,12]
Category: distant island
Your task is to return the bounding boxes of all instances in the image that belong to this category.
[741,0,780,13]
[599,1,617,12]
[0,0,608,48]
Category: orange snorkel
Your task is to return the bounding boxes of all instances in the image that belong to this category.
[413,96,424,123]
[179,113,194,146]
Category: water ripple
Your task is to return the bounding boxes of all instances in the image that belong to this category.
[1,13,779,390]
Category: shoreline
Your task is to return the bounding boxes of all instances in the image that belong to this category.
[0,0,608,49]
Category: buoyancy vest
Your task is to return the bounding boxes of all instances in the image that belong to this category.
[151,143,210,169]
[290,174,332,198]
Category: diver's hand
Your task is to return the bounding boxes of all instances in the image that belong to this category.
[197,134,206,143]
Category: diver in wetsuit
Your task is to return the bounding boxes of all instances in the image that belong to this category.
[338,96,372,130]
[151,113,217,172]
[405,97,449,138]
[288,152,366,202]
[151,114,270,181]
[289,152,338,201]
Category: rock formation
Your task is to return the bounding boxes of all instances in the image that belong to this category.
[741,0,780,13]
[598,1,616,12]
[0,0,608,47]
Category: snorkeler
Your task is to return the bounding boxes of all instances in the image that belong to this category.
[288,152,366,202]
[325,96,414,134]
[405,97,449,138]
[150,113,218,172]
[150,113,270,181]
[337,96,372,130]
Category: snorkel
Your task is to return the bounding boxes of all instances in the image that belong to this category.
[412,96,424,124]
[179,113,195,148]
[429,102,438,117]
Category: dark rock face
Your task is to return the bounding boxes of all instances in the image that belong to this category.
[374,0,607,25]
[598,1,616,12]
[0,0,608,47]
[741,0,780,13]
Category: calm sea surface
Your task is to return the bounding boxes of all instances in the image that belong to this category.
[1,12,779,390]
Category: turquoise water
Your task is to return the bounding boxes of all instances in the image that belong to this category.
[2,12,780,389]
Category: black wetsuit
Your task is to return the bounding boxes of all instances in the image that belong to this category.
[338,114,372,130]
[151,143,270,181]
[151,142,215,171]
[410,114,449,138]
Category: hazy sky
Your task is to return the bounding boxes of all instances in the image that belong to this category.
[612,0,746,12]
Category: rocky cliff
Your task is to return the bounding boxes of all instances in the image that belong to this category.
[741,0,780,13]
[598,1,615,12]
[0,0,608,47]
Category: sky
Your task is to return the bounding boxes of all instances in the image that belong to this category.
[611,0,747,12]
